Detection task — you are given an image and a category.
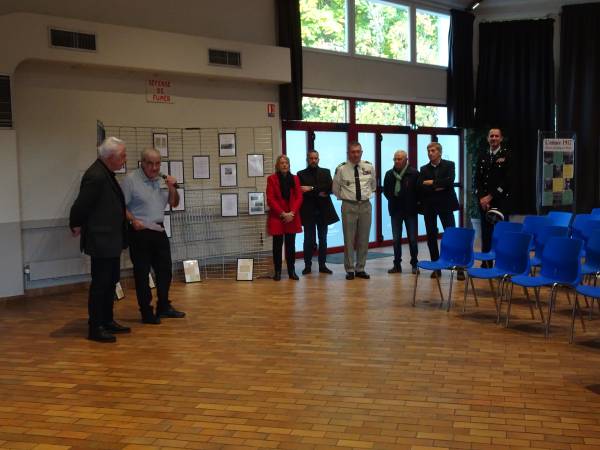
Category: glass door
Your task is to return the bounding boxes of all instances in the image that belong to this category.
[380,133,410,241]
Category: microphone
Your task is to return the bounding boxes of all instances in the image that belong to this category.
[160,173,179,189]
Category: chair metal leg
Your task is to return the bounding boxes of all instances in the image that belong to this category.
[435,272,445,308]
[496,277,505,323]
[463,274,469,313]
[505,281,515,327]
[446,269,455,312]
[489,278,499,321]
[546,284,558,338]
[566,290,572,306]
[570,293,586,343]
[471,277,479,307]
[533,287,545,324]
[412,269,420,307]
[523,286,536,319]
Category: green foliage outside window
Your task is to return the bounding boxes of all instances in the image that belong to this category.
[355,0,409,61]
[302,97,348,122]
[300,0,347,52]
[356,101,408,125]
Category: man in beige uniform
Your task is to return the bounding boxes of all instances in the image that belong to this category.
[333,141,376,280]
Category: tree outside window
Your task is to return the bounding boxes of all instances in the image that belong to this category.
[356,101,409,125]
[300,0,348,52]
[302,97,348,122]
[416,9,450,66]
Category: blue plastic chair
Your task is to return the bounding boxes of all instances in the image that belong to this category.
[571,284,600,343]
[522,215,551,251]
[547,211,573,227]
[530,226,570,268]
[412,227,475,311]
[571,214,600,241]
[474,221,523,264]
[591,208,600,216]
[464,232,532,322]
[582,233,600,278]
[509,237,583,336]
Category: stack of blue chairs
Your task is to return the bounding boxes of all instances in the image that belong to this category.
[474,221,523,266]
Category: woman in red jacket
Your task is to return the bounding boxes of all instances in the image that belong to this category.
[267,154,303,281]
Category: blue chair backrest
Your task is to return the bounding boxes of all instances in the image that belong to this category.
[491,221,523,250]
[534,225,569,256]
[439,227,475,267]
[494,232,531,275]
[540,237,583,285]
[571,214,600,241]
[592,208,600,216]
[585,234,600,271]
[522,215,551,244]
[582,221,600,242]
[547,211,573,227]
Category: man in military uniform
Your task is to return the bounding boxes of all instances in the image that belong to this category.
[333,141,376,280]
[474,128,511,267]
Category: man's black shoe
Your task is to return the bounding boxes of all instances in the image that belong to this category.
[411,265,419,275]
[141,314,161,324]
[388,266,402,274]
[158,307,186,318]
[456,269,466,281]
[319,266,333,274]
[302,267,311,275]
[346,272,355,280]
[355,271,370,279]
[104,320,131,334]
[273,271,281,281]
[88,326,116,343]
[430,270,442,279]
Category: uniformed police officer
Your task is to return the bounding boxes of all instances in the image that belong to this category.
[474,128,511,267]
[332,141,376,280]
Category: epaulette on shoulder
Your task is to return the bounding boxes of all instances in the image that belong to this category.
[336,162,346,168]
[363,160,372,165]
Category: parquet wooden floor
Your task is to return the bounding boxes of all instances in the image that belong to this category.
[2,246,600,450]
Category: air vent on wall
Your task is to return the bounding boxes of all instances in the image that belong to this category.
[50,28,96,51]
[0,75,12,128]
[208,49,241,67]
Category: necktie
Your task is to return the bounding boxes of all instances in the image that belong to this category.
[354,165,362,201]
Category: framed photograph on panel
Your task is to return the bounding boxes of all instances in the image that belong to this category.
[220,163,237,187]
[248,192,265,215]
[183,260,201,283]
[153,133,169,157]
[169,160,184,184]
[247,154,264,177]
[221,193,238,217]
[218,133,236,157]
[192,155,210,179]
[237,258,254,281]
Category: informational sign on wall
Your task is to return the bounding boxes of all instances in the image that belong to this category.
[537,133,576,211]
[146,79,173,103]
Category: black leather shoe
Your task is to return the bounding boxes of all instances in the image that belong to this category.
[104,320,131,334]
[141,314,161,324]
[88,326,116,343]
[302,267,311,275]
[288,272,300,280]
[273,271,281,281]
[319,266,333,274]
[388,266,402,274]
[346,272,355,280]
[430,270,442,279]
[158,307,186,318]
[355,271,370,279]
[456,269,465,281]
[411,265,419,275]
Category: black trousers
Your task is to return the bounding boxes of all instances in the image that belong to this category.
[479,204,510,253]
[424,210,456,261]
[303,217,328,268]
[273,233,296,274]
[129,229,172,314]
[89,256,120,327]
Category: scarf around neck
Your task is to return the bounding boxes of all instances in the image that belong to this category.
[393,165,408,196]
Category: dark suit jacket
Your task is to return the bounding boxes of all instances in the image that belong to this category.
[69,159,127,258]
[297,166,339,226]
[418,159,460,214]
[383,165,420,217]
[474,146,511,213]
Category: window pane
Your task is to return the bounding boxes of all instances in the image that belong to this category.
[415,105,448,127]
[416,9,450,66]
[355,0,410,61]
[302,97,348,123]
[357,132,377,242]
[355,101,409,125]
[300,0,347,52]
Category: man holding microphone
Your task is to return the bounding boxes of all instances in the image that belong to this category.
[121,148,186,324]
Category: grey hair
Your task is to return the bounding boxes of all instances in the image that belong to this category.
[98,137,125,159]
[427,142,442,153]
[394,150,408,159]
[141,147,161,162]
